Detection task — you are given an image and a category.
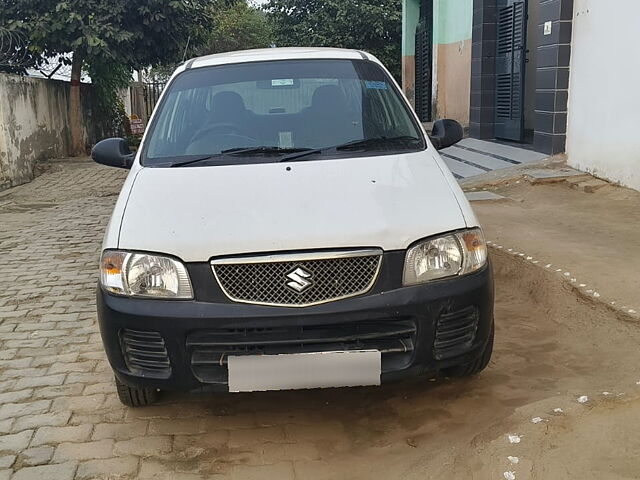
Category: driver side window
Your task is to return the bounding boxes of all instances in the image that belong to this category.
[149,88,214,158]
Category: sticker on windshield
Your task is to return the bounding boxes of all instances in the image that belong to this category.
[272,79,295,87]
[365,81,388,90]
[279,131,293,148]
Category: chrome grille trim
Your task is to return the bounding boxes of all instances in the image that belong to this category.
[211,249,382,264]
[211,249,383,307]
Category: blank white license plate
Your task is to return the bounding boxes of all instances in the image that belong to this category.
[228,350,381,393]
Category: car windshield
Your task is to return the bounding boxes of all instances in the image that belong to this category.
[143,59,425,166]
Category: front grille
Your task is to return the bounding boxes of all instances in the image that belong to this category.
[211,250,382,307]
[433,306,479,360]
[120,329,171,379]
[187,319,416,384]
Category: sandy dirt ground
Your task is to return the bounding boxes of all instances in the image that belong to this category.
[470,178,640,316]
[463,160,640,312]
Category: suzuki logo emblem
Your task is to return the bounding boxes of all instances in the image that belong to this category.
[286,267,312,293]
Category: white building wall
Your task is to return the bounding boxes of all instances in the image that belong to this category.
[566,0,640,191]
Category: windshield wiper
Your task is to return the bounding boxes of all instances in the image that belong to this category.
[221,146,314,156]
[335,136,422,151]
[166,155,217,168]
[279,148,323,162]
[160,138,421,168]
[163,147,314,167]
[281,136,423,162]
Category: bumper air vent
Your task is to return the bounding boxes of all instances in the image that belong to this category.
[434,306,479,360]
[120,329,171,379]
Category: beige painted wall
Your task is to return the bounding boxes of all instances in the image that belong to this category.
[402,55,416,108]
[434,39,472,125]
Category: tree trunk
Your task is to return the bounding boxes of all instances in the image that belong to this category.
[69,50,85,156]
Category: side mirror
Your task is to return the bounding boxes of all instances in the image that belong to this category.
[430,119,464,150]
[91,138,134,169]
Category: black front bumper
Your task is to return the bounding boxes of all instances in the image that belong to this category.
[97,260,493,392]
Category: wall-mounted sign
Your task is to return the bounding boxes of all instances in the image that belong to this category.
[130,117,145,135]
[544,21,553,35]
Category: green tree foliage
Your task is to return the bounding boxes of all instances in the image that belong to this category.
[197,1,273,55]
[19,0,210,68]
[0,0,212,153]
[85,59,132,136]
[147,1,273,83]
[265,0,402,81]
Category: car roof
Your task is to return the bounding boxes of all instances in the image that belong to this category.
[184,47,379,71]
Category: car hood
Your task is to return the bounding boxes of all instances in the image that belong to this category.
[118,152,467,262]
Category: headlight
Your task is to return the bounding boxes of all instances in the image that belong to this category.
[100,250,193,299]
[403,228,487,286]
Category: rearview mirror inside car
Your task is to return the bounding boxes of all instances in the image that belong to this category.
[91,138,134,169]
[430,119,464,150]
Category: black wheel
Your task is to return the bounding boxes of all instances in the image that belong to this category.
[443,325,494,378]
[115,376,159,407]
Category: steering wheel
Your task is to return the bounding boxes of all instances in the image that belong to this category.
[189,123,255,145]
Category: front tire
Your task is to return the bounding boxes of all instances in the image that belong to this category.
[443,325,494,378]
[115,376,159,407]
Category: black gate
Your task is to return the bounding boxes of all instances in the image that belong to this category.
[142,82,165,120]
[414,0,433,122]
[129,81,166,128]
[495,0,527,141]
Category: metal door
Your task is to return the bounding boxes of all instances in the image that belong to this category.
[415,20,432,122]
[414,0,433,122]
[495,0,527,141]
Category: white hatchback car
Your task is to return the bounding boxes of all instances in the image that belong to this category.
[92,47,493,407]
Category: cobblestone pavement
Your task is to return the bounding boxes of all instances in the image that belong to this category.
[2,159,640,479]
